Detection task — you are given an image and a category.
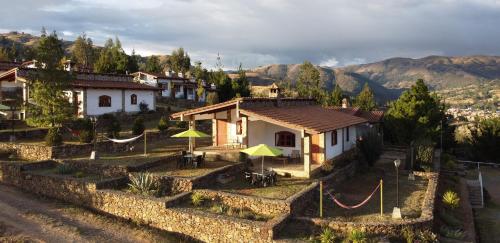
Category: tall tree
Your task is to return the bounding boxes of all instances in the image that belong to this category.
[193,61,208,101]
[330,84,343,106]
[26,30,74,127]
[208,54,233,102]
[127,49,140,73]
[166,47,190,75]
[296,61,323,100]
[93,37,130,74]
[354,83,377,111]
[0,47,8,61]
[231,63,250,97]
[470,117,500,163]
[384,79,444,145]
[71,33,95,67]
[145,55,162,73]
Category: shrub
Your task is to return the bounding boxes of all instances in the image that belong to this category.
[440,226,464,240]
[401,226,415,243]
[442,190,460,209]
[55,164,75,175]
[417,229,438,242]
[132,117,145,135]
[128,173,159,196]
[78,130,94,143]
[74,171,85,178]
[139,102,149,114]
[439,211,461,227]
[356,131,382,166]
[157,116,169,133]
[319,227,337,243]
[346,229,368,243]
[210,203,229,214]
[99,114,121,138]
[238,208,255,220]
[191,192,206,206]
[45,127,63,146]
[321,160,333,173]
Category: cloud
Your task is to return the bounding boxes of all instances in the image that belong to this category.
[1,0,500,69]
[320,58,339,67]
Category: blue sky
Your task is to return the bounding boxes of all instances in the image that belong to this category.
[2,0,500,69]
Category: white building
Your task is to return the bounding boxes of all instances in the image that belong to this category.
[0,66,159,118]
[132,71,215,102]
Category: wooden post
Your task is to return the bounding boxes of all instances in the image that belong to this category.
[320,181,323,218]
[380,179,383,217]
[144,131,147,156]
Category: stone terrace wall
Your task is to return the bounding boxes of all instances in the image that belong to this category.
[298,172,439,236]
[0,165,280,242]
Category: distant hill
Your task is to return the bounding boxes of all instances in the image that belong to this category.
[247,55,500,102]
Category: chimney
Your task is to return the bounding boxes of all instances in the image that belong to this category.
[342,98,349,108]
[269,83,281,98]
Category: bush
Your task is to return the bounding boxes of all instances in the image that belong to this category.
[439,210,461,227]
[357,131,383,166]
[99,114,121,138]
[346,229,368,243]
[210,203,229,214]
[56,164,75,175]
[401,226,415,243]
[45,127,63,146]
[79,130,94,143]
[132,117,145,135]
[321,160,333,173]
[139,102,149,114]
[127,173,159,196]
[71,118,94,143]
[442,190,460,209]
[74,171,85,178]
[157,116,169,133]
[191,192,206,206]
[319,228,337,243]
[440,226,464,240]
[417,229,438,242]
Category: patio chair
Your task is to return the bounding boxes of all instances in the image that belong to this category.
[178,151,187,168]
[291,150,301,163]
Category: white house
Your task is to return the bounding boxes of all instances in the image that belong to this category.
[132,71,215,102]
[171,96,382,178]
[0,67,159,119]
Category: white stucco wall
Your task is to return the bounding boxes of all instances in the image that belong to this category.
[85,89,122,116]
[247,120,301,156]
[325,129,343,160]
[158,79,171,97]
[344,125,357,150]
[124,90,155,112]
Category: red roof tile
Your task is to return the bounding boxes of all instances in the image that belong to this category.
[72,80,161,90]
[329,107,384,123]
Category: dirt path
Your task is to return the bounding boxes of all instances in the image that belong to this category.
[0,184,186,243]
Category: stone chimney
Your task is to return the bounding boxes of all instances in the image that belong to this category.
[342,98,349,108]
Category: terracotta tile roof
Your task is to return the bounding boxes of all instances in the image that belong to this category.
[171,99,239,118]
[72,79,161,90]
[132,71,190,81]
[329,107,384,123]
[239,105,367,134]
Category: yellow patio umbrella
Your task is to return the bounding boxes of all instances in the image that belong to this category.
[171,129,210,154]
[241,144,283,175]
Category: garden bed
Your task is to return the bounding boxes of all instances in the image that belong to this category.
[303,162,428,222]
[146,160,237,178]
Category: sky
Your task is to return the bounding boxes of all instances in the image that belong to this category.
[1,0,500,69]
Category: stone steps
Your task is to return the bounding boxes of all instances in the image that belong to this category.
[467,184,483,208]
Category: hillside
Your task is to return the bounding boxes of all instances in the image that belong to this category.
[248,56,500,103]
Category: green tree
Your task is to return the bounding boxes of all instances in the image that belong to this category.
[470,117,500,163]
[208,54,233,102]
[193,61,208,101]
[145,55,162,73]
[127,49,140,73]
[71,33,95,67]
[93,37,130,74]
[0,47,8,61]
[354,83,377,111]
[231,63,250,97]
[206,92,219,105]
[166,47,190,75]
[384,79,443,145]
[296,61,323,100]
[26,31,74,127]
[330,84,343,106]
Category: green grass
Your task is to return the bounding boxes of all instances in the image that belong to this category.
[212,175,312,200]
[304,163,427,222]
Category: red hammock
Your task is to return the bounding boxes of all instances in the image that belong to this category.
[327,183,381,209]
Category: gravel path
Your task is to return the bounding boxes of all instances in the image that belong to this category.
[0,183,186,243]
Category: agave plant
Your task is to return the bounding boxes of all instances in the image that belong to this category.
[191,192,206,206]
[319,227,337,243]
[442,190,460,209]
[128,172,159,196]
[346,229,368,243]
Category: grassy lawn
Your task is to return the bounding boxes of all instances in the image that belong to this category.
[211,175,312,200]
[303,163,428,222]
[146,160,236,178]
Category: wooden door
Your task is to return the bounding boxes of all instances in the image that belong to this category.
[216,120,228,146]
[311,134,322,164]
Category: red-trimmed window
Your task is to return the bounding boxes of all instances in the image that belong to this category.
[130,94,137,105]
[98,95,111,107]
[332,130,338,146]
[275,131,295,147]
